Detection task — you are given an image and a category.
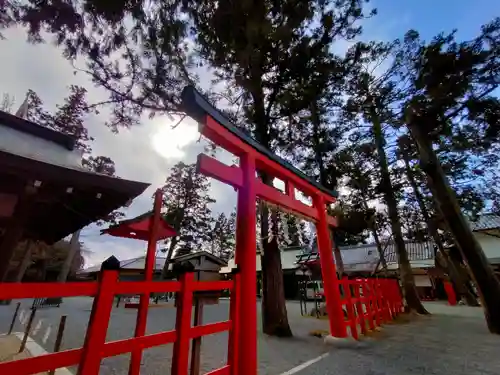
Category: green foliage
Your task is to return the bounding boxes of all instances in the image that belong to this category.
[160,162,216,258]
[208,211,236,261]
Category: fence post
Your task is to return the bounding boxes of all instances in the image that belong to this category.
[353,280,366,336]
[370,280,382,327]
[227,272,240,375]
[78,267,119,375]
[363,281,375,331]
[374,280,387,323]
[8,302,21,335]
[171,272,194,375]
[342,277,357,340]
[19,308,37,353]
[49,315,67,375]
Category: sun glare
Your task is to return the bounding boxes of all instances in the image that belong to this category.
[152,119,199,159]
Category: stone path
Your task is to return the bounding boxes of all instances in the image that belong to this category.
[297,302,500,375]
[0,333,47,374]
[1,299,499,375]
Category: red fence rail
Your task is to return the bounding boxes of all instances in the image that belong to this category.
[0,272,236,375]
[339,277,404,339]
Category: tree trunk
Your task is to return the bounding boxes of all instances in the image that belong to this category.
[162,238,178,278]
[260,201,292,337]
[400,144,478,306]
[252,80,292,337]
[361,195,387,270]
[15,241,33,282]
[408,121,500,332]
[371,108,428,314]
[57,230,81,282]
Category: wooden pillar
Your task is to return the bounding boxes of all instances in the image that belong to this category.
[15,240,33,282]
[0,187,36,282]
[313,195,347,338]
[235,154,257,375]
[57,230,81,282]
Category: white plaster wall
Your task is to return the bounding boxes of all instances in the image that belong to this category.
[0,124,84,170]
[474,232,500,260]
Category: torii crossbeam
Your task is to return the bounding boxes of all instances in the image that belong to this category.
[182,86,346,375]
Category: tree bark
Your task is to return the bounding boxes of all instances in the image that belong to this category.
[371,107,428,314]
[400,144,478,306]
[252,78,292,337]
[15,241,33,282]
[162,237,178,278]
[361,195,387,270]
[57,230,81,282]
[260,201,292,337]
[407,121,500,333]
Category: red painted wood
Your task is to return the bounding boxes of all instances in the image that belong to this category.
[444,281,457,306]
[286,181,295,198]
[235,154,258,375]
[190,321,231,338]
[197,154,243,189]
[171,273,194,375]
[78,270,118,375]
[197,154,329,224]
[353,281,367,336]
[342,278,358,340]
[129,189,163,375]
[0,348,82,374]
[203,116,336,205]
[256,181,319,221]
[0,274,237,375]
[314,195,346,338]
[104,331,177,357]
[363,281,376,331]
[114,280,181,295]
[0,282,98,300]
[227,273,240,375]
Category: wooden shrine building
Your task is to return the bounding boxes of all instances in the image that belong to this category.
[0,109,150,280]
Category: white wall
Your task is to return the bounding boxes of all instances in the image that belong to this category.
[474,232,500,260]
[0,124,84,170]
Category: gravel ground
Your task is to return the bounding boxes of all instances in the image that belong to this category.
[298,302,500,375]
[0,298,329,375]
[1,299,498,375]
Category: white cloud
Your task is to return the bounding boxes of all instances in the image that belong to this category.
[0,25,234,267]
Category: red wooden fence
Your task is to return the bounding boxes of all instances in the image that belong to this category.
[0,272,238,375]
[339,277,404,339]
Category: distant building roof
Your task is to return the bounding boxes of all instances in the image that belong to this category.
[171,251,227,266]
[78,255,167,274]
[0,109,76,150]
[469,214,500,231]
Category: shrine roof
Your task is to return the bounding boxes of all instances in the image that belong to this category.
[0,109,76,150]
[101,211,177,241]
[181,86,338,198]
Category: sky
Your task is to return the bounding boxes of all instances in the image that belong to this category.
[0,0,498,267]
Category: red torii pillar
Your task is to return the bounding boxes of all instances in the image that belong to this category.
[182,86,346,375]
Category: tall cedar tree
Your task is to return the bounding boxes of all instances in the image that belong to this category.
[397,21,500,332]
[209,211,236,261]
[343,41,428,314]
[184,0,374,336]
[398,137,479,306]
[277,47,374,270]
[24,87,125,224]
[4,0,194,130]
[160,162,215,275]
[335,144,388,269]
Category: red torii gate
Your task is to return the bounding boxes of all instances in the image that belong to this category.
[182,86,347,375]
